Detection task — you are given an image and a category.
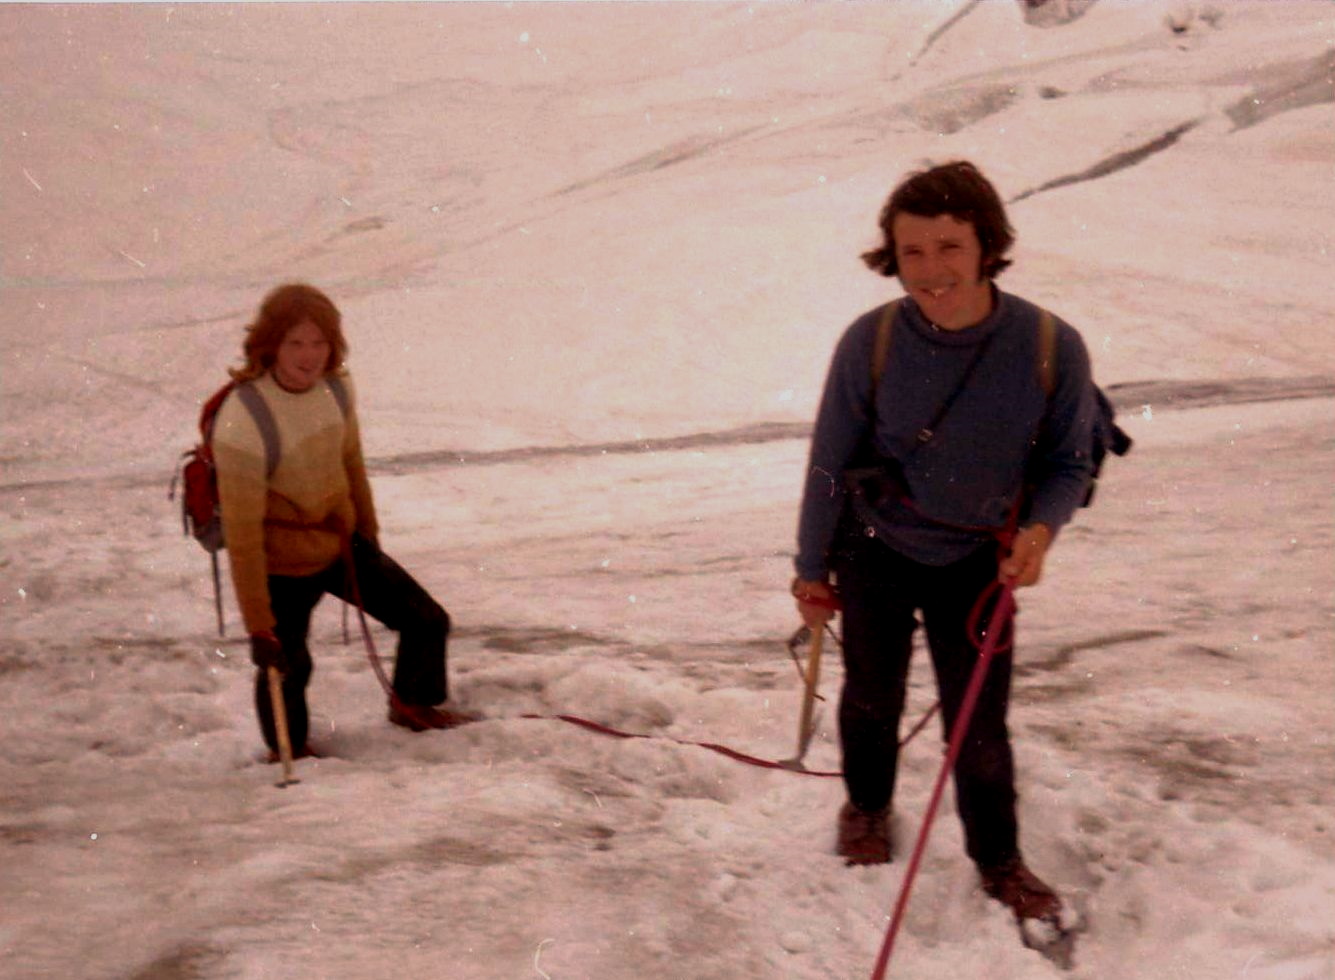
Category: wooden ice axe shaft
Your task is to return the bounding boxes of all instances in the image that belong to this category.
[267,666,297,787]
[793,625,824,759]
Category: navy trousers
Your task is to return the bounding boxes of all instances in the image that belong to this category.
[832,533,1019,870]
[255,535,450,752]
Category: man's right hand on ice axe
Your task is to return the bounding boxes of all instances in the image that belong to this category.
[792,578,840,629]
[250,630,288,674]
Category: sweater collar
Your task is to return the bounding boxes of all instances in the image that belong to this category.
[268,370,325,396]
[902,285,1005,347]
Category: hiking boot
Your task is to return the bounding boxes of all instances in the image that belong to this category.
[979,857,1063,921]
[836,801,892,865]
[387,701,482,732]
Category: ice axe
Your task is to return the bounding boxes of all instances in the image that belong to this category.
[780,623,826,771]
[267,666,300,788]
[782,616,845,772]
[781,583,842,771]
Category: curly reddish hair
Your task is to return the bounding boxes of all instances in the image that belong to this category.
[232,283,348,382]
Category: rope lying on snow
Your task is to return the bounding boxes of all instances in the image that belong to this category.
[518,712,844,777]
[514,696,943,780]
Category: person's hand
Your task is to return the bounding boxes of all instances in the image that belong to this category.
[999,523,1053,588]
[250,630,288,673]
[792,578,838,629]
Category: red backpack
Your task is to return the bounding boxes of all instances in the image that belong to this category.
[170,376,348,634]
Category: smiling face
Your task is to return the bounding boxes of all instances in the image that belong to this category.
[892,212,995,331]
[273,318,332,392]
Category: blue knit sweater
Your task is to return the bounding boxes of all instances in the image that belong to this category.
[795,290,1095,580]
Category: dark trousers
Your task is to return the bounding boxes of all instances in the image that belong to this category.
[255,535,450,752]
[832,534,1019,870]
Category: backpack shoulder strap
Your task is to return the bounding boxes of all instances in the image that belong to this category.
[199,381,236,442]
[325,374,350,419]
[233,381,281,479]
[1036,307,1057,398]
[870,298,902,390]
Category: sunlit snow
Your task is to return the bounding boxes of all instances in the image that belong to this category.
[2,2,1333,978]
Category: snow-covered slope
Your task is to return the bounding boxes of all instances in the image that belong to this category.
[2,3,1332,978]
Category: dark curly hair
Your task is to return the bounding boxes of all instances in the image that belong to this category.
[861,160,1015,279]
[232,283,348,382]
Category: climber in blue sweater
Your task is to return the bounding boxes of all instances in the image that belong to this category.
[792,160,1095,925]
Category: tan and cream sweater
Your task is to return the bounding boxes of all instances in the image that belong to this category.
[213,371,378,634]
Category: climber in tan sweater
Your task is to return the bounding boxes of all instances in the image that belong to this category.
[213,283,478,755]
